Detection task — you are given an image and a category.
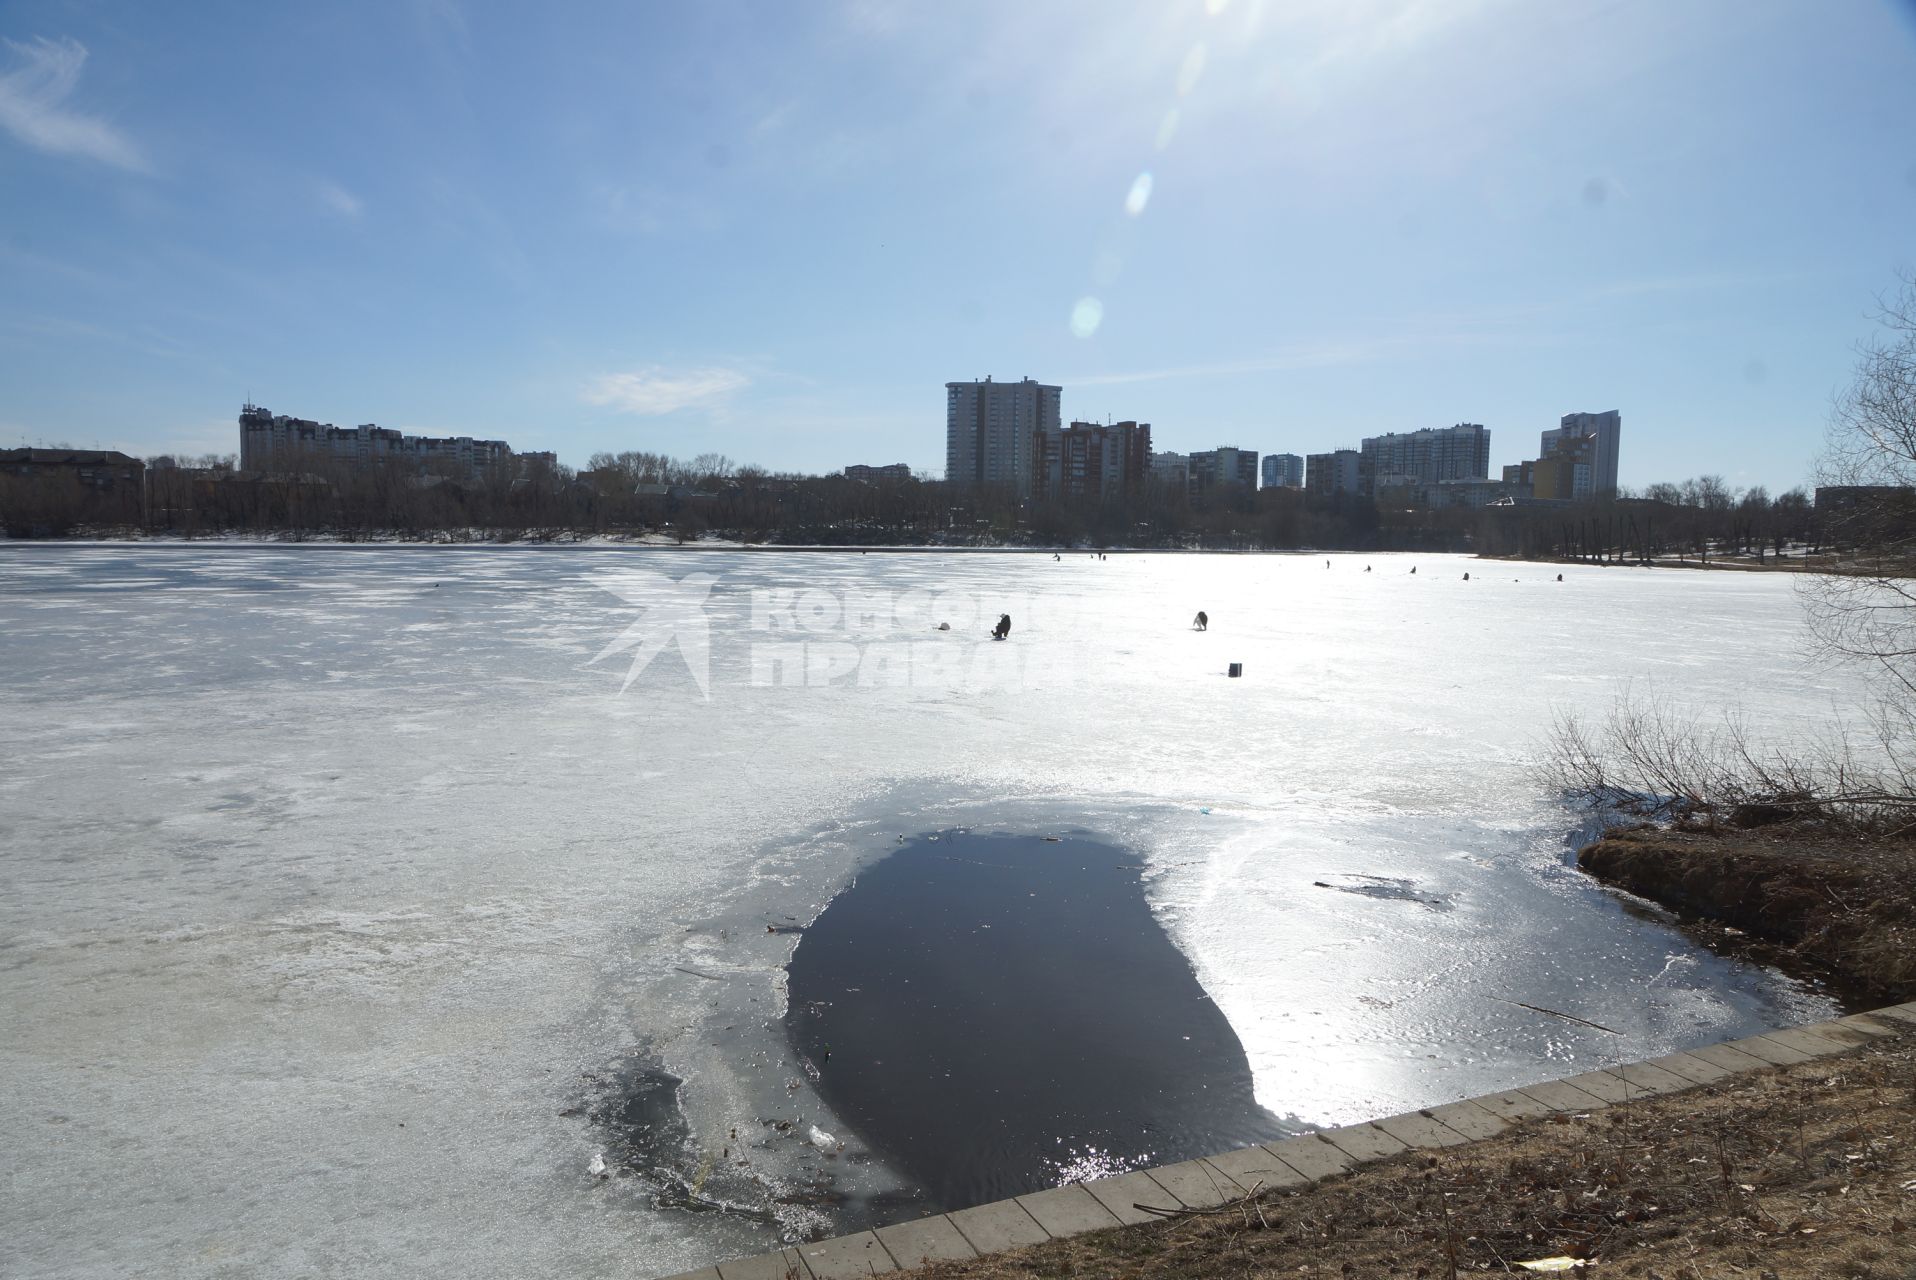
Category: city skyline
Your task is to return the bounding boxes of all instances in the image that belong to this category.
[4,2,1914,492]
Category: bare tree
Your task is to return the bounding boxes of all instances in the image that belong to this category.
[1545,276,1916,831]
[1801,270,1916,696]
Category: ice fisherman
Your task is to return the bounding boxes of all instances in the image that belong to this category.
[992,613,1012,641]
[1194,610,1208,631]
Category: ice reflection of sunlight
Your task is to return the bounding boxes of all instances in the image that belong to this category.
[1124,171,1153,216]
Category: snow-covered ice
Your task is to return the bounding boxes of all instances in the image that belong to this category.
[0,545,1863,1278]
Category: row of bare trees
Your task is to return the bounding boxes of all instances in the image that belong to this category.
[0,449,1874,556]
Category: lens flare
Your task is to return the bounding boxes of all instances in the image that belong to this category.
[1069,297,1104,339]
[1156,107,1180,151]
[1124,172,1153,217]
[1178,43,1207,96]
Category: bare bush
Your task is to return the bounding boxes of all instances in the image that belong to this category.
[1543,690,1916,833]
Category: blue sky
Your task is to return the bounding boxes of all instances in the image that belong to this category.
[3,0,1914,493]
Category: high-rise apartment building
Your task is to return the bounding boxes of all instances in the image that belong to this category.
[1261,453,1304,489]
[1543,411,1621,497]
[1358,424,1490,494]
[944,377,1061,495]
[1036,420,1152,503]
[1149,451,1190,490]
[1188,446,1259,494]
[1306,449,1362,497]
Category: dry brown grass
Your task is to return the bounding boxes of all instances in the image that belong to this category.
[895,1036,1916,1279]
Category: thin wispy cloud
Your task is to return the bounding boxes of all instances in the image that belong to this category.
[317,180,363,219]
[583,367,750,415]
[0,35,146,171]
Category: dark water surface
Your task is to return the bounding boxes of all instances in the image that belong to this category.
[785,830,1289,1210]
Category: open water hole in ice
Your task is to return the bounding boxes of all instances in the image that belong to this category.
[0,544,1861,1277]
[784,829,1286,1212]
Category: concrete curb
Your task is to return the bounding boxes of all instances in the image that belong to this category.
[657,1001,1916,1280]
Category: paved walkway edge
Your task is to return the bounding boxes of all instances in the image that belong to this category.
[658,1001,1916,1280]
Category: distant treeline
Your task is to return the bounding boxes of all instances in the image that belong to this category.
[0,446,1856,561]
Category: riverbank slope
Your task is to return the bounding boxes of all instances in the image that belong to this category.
[1578,824,1916,1005]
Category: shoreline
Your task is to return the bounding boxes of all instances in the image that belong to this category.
[1577,823,1916,1006]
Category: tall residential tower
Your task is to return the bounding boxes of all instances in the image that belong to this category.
[1261,453,1305,489]
[944,377,1061,495]
[1544,411,1621,497]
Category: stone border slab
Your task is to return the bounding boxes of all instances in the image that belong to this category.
[1758,1026,1855,1057]
[1644,1051,1735,1085]
[1318,1121,1410,1162]
[1268,1134,1358,1180]
[1424,1100,1508,1141]
[1515,1078,1610,1112]
[1147,1157,1246,1209]
[665,1003,1911,1280]
[1370,1110,1472,1149]
[796,1231,894,1278]
[946,1199,1048,1253]
[1014,1185,1120,1238]
[1204,1143,1312,1191]
[1606,1059,1696,1096]
[1081,1169,1179,1225]
[874,1216,976,1266]
[713,1248,806,1280]
[1683,1040,1773,1073]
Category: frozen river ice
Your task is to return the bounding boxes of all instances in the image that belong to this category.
[0,544,1863,1278]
